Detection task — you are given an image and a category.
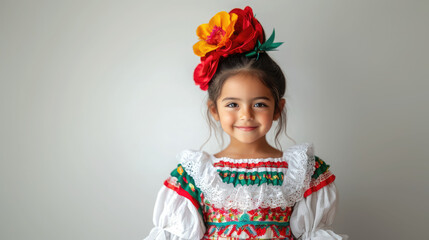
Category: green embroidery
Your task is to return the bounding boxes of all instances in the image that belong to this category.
[170,164,203,215]
[217,170,284,186]
[239,213,250,222]
[312,156,330,179]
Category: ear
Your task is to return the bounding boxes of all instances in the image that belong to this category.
[207,100,220,121]
[274,98,286,121]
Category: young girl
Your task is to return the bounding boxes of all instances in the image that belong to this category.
[145,6,347,240]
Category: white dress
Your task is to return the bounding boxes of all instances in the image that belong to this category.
[145,143,348,239]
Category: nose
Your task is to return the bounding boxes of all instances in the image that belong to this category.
[240,106,254,120]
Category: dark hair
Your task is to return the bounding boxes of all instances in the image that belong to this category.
[203,52,295,150]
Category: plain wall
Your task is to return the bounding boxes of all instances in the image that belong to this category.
[1,0,428,239]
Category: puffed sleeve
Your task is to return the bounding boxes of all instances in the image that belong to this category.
[290,156,348,240]
[144,165,206,240]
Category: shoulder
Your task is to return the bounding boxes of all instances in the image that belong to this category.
[170,149,216,190]
[283,142,315,178]
[167,149,211,178]
[175,149,213,173]
[284,143,337,198]
[312,155,332,179]
[303,155,336,197]
[162,150,209,214]
[283,142,337,198]
[283,142,334,176]
[176,149,211,164]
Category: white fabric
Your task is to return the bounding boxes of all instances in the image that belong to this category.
[144,186,205,240]
[212,154,287,163]
[178,143,315,210]
[290,182,348,240]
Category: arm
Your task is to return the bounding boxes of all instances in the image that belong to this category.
[290,157,348,240]
[145,186,205,240]
[290,182,347,239]
[144,165,206,240]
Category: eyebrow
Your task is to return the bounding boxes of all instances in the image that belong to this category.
[221,96,271,102]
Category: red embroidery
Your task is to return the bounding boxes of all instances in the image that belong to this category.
[203,203,293,239]
[214,161,288,169]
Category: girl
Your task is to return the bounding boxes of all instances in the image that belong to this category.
[145,6,347,240]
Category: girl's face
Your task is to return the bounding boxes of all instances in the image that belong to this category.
[209,73,284,145]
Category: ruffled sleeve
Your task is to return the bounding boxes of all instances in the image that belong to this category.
[144,165,206,240]
[290,156,348,239]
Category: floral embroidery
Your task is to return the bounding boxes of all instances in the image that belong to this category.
[214,160,288,169]
[178,143,315,210]
[164,164,204,216]
[164,144,336,239]
[213,157,288,187]
[312,156,330,179]
[203,201,294,239]
[301,156,336,197]
[217,170,284,186]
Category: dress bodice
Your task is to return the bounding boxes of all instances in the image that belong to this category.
[202,152,297,239]
[147,143,346,240]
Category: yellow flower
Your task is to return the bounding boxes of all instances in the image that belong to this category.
[189,183,195,192]
[193,11,238,57]
[177,166,184,175]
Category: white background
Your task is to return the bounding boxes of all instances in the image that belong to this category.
[1,0,428,239]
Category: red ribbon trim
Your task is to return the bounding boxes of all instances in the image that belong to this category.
[164,180,200,210]
[303,174,336,198]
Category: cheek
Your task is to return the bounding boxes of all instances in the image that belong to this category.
[222,114,236,124]
[258,112,275,125]
[218,110,236,124]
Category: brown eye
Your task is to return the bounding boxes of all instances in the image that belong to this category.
[226,103,238,108]
[254,103,267,108]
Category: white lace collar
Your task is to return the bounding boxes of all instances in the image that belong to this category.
[212,153,286,164]
[178,143,315,210]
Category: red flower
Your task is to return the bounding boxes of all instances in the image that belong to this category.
[193,54,220,91]
[193,6,265,91]
[218,6,264,56]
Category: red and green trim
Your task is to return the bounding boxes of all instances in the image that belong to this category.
[217,170,284,186]
[304,174,336,198]
[205,223,292,239]
[312,155,330,179]
[302,156,337,197]
[214,161,288,169]
[164,164,204,216]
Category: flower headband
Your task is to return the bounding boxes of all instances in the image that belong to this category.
[193,6,283,91]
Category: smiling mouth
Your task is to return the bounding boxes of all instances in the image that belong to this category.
[235,126,258,131]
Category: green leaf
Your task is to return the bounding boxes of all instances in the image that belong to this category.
[262,29,276,48]
[244,28,284,58]
[267,42,283,49]
[245,51,257,57]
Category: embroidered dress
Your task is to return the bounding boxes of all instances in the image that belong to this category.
[145,143,347,240]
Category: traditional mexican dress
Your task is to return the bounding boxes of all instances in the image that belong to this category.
[145,143,347,239]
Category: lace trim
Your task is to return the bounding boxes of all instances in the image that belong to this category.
[310,170,334,188]
[212,155,285,164]
[304,170,336,197]
[215,167,287,173]
[178,143,315,210]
